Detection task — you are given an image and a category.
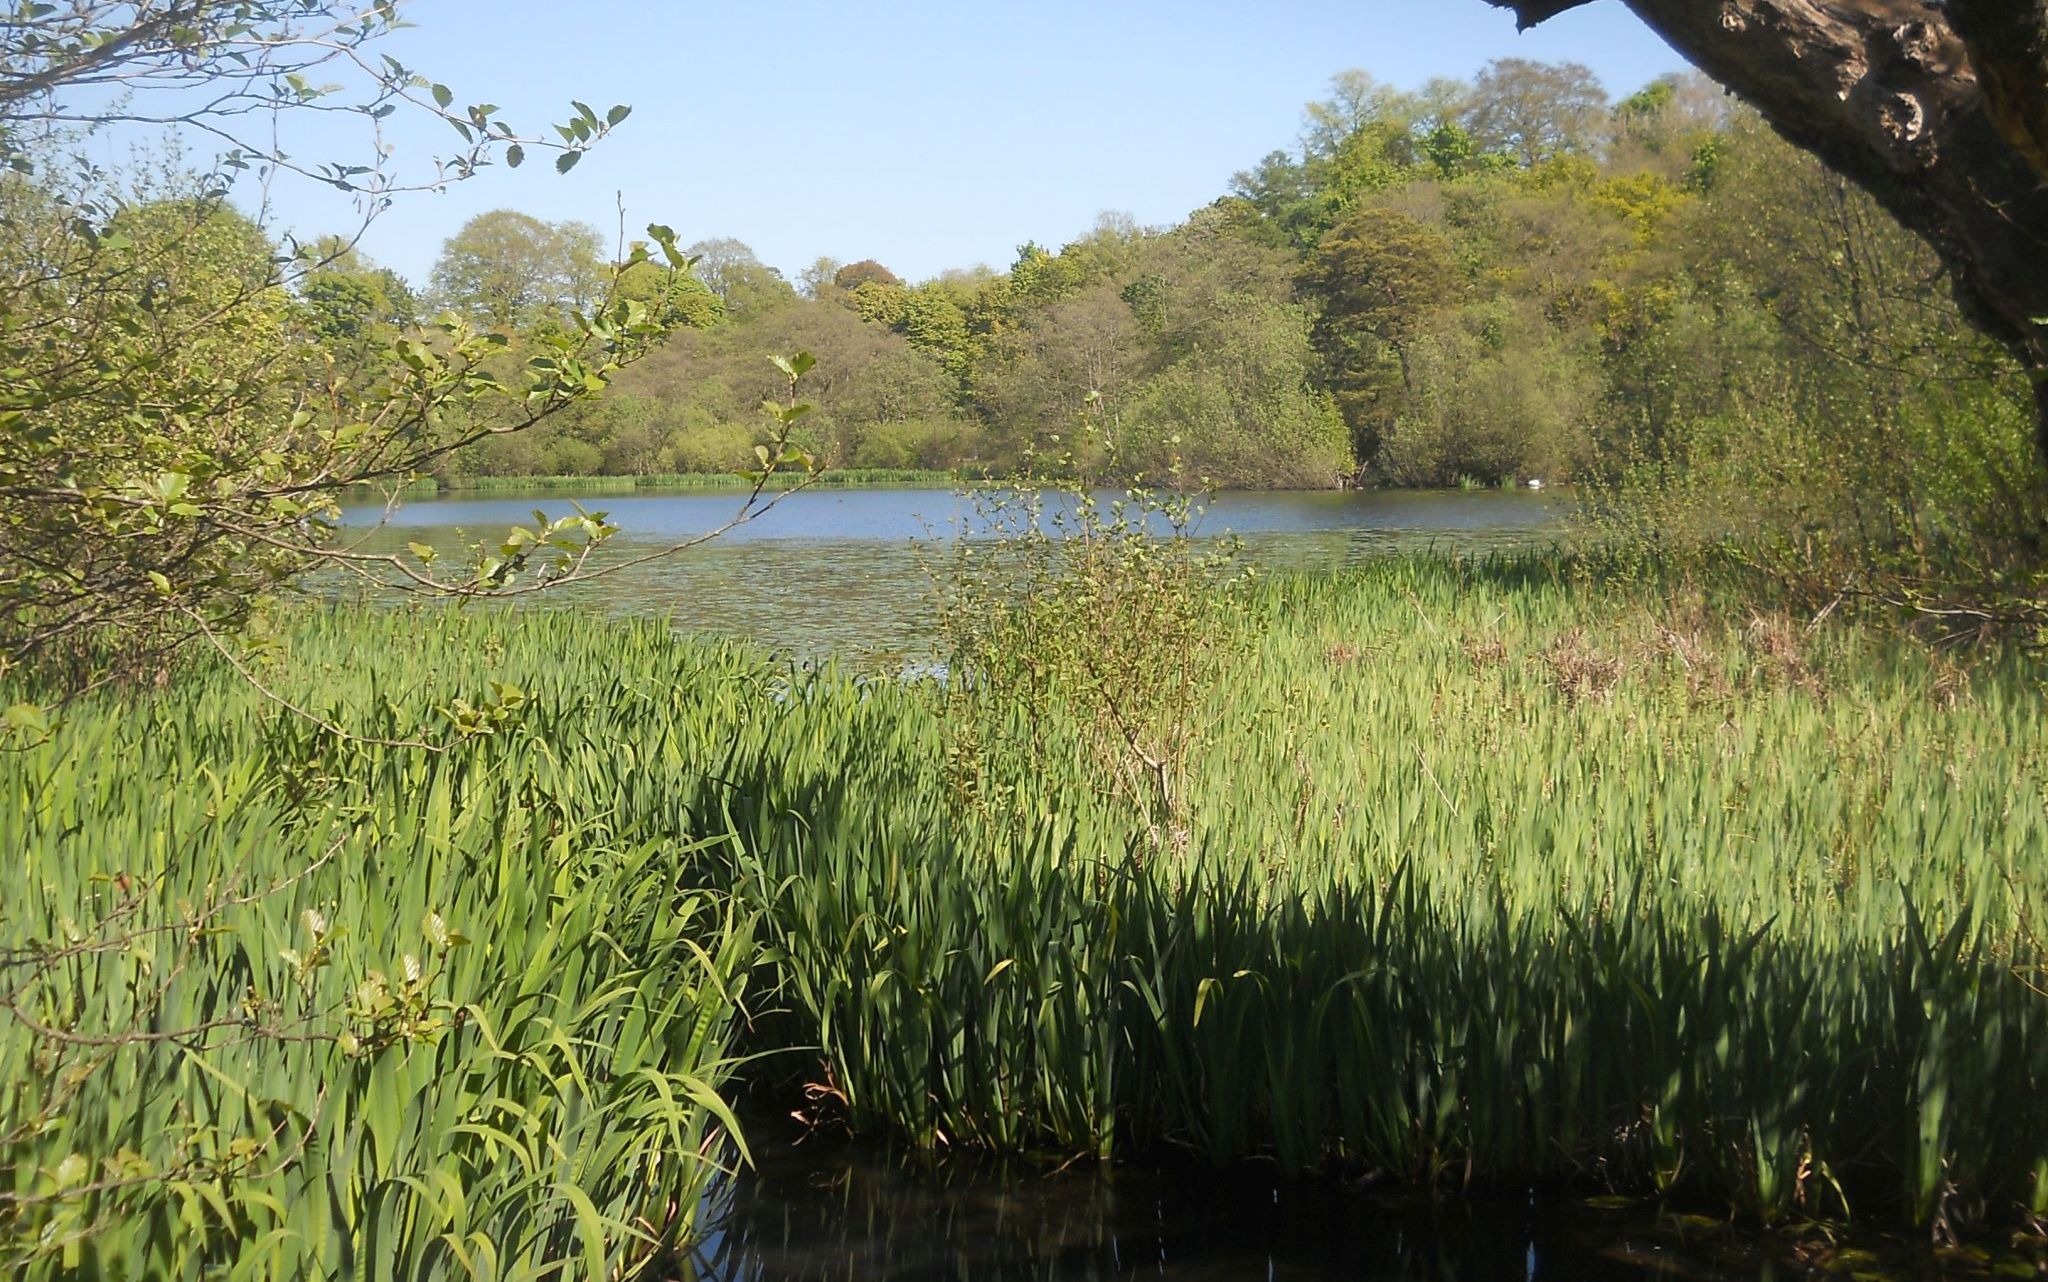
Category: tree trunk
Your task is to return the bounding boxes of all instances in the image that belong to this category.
[1490,0,2048,456]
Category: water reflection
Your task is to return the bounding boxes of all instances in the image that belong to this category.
[682,1144,1781,1281]
[329,487,1566,661]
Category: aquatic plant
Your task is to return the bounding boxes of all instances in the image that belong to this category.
[5,555,2045,1277]
[727,556,2048,1228]
[0,619,762,1278]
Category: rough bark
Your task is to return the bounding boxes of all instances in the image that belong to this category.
[1489,0,2048,455]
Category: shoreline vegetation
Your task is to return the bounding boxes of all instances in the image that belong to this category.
[8,555,2045,1276]
[341,469,1543,500]
[346,467,973,499]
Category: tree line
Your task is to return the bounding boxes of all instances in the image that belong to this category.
[378,57,2037,579]
[18,48,2030,650]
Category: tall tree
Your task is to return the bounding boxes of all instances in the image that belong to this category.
[430,210,604,331]
[687,237,799,318]
[1466,58,1611,165]
[1303,206,1462,460]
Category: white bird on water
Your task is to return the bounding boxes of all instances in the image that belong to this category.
[1526,478,1545,491]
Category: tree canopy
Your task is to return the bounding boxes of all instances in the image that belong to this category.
[1485,0,2048,455]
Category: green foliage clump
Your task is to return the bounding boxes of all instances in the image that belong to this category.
[935,434,1253,834]
[0,614,762,1278]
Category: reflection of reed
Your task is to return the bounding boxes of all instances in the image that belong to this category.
[686,1150,1127,1281]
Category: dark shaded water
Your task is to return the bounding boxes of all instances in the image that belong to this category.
[334,486,1565,659]
[679,1142,1899,1282]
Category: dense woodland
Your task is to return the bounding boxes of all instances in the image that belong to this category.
[314,59,2038,593]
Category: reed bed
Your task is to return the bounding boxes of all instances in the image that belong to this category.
[0,623,765,1279]
[5,553,2045,1278]
[715,556,2048,1226]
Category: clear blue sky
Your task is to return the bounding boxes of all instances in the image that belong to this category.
[258,1,1690,289]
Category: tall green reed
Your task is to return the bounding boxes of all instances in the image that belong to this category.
[718,554,2048,1229]
[0,613,765,1279]
[6,550,2046,1274]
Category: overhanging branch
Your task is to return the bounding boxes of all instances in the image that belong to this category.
[1487,0,1596,29]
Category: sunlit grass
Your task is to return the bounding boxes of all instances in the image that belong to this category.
[728,555,2048,1225]
[5,553,2044,1278]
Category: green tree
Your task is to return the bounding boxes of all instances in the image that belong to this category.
[1303,205,1462,460]
[1229,149,1322,248]
[298,237,419,342]
[1596,115,2041,576]
[1465,58,1610,167]
[975,281,1143,462]
[846,279,909,326]
[617,247,726,330]
[430,210,605,331]
[687,237,799,318]
[897,285,973,377]
[798,255,845,298]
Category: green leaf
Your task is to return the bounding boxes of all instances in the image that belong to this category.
[504,143,524,169]
[556,149,582,175]
[606,103,632,127]
[53,1154,89,1190]
[430,83,453,109]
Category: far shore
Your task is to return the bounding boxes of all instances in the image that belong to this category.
[344,470,1559,499]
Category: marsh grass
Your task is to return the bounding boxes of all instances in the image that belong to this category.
[0,620,767,1278]
[5,553,2045,1277]
[728,555,2048,1229]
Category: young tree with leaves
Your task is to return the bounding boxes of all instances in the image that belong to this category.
[0,2,815,694]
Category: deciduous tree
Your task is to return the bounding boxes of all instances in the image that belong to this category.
[1465,57,1611,166]
[430,210,605,331]
[1304,205,1462,458]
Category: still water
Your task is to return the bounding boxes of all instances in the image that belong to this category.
[334,485,1565,660]
[679,1139,1843,1282]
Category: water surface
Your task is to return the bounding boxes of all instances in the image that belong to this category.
[334,486,1563,659]
[681,1140,1864,1281]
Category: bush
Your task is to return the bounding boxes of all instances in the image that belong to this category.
[1375,312,1597,487]
[849,417,988,471]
